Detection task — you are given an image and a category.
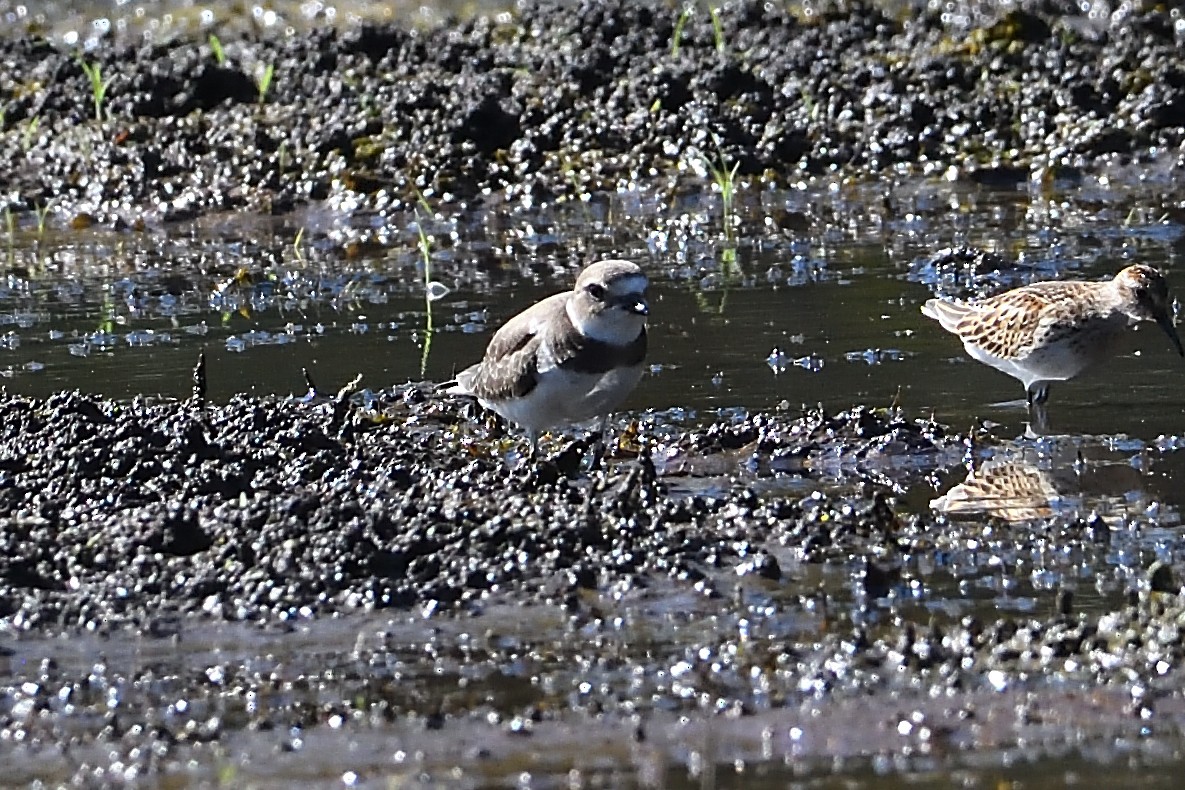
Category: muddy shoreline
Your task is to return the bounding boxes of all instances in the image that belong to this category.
[5,0,1185,785]
[2,0,1185,225]
[3,381,1185,785]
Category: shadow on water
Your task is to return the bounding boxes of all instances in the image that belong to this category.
[6,176,1185,785]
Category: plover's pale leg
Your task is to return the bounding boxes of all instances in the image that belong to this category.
[589,415,611,469]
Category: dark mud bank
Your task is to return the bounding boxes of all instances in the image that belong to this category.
[3,0,1185,222]
[0,383,958,630]
[5,384,1185,784]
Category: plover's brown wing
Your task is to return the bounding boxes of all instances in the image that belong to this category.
[454,294,567,400]
[952,282,1101,361]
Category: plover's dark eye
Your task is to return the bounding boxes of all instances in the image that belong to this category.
[586,283,605,301]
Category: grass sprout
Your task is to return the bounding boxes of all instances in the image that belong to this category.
[292,227,306,263]
[671,5,694,57]
[3,206,13,266]
[671,4,727,57]
[702,133,741,242]
[415,216,435,377]
[35,202,51,236]
[78,57,113,122]
[208,34,227,66]
[709,6,725,52]
[409,182,451,376]
[256,63,275,105]
[21,116,39,150]
[686,133,745,314]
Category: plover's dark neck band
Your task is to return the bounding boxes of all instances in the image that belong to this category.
[554,327,647,375]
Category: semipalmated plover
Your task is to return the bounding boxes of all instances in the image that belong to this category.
[450,259,650,453]
[922,264,1183,422]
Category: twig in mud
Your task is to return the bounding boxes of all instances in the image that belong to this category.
[190,351,207,407]
[331,373,364,433]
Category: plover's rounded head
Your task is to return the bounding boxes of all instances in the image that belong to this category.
[1115,264,1184,356]
[569,259,649,344]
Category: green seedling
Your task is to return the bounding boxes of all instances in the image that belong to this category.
[709,6,725,52]
[100,292,116,334]
[687,133,744,315]
[703,133,741,242]
[78,57,113,122]
[4,206,13,266]
[416,216,435,377]
[800,85,818,121]
[21,116,39,150]
[256,63,275,105]
[34,202,51,236]
[409,181,452,376]
[208,34,226,66]
[672,4,727,57]
[292,227,306,263]
[412,182,432,216]
[671,5,693,57]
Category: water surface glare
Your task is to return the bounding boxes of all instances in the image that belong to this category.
[2,180,1182,444]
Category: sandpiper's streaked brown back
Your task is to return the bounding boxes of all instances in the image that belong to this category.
[921,264,1183,411]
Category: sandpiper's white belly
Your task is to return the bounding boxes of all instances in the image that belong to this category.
[964,315,1128,388]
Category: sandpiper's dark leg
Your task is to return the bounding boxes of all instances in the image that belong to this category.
[1030,401,1051,435]
[1024,383,1052,434]
[1030,382,1050,406]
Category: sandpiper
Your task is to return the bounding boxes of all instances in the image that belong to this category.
[449,259,649,454]
[921,264,1183,420]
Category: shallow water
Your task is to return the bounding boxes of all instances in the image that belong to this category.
[3,178,1184,440]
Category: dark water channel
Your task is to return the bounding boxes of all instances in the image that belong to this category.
[5,175,1185,785]
[5,180,1184,432]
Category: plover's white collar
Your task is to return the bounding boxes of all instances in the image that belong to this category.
[450,259,650,452]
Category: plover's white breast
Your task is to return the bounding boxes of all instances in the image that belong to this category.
[482,362,645,434]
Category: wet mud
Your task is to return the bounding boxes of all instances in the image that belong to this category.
[3,379,1185,785]
[3,0,1185,223]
